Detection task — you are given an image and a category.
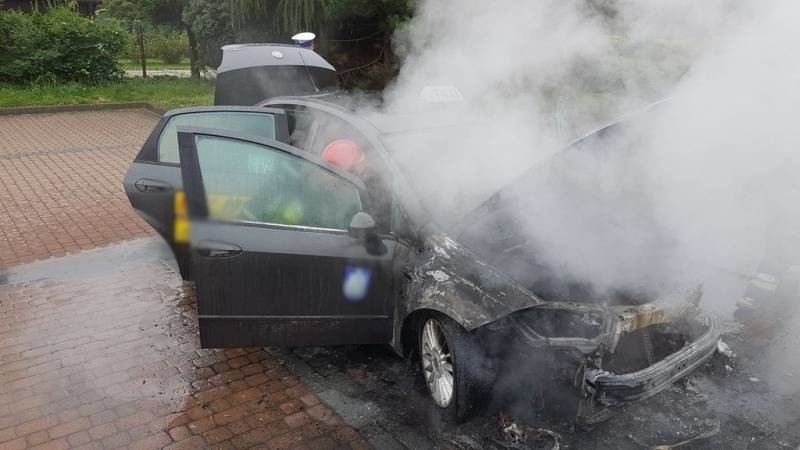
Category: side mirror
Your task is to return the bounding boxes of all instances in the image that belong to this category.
[348,212,386,255]
[348,212,376,241]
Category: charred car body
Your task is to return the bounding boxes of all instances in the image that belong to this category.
[124,44,721,425]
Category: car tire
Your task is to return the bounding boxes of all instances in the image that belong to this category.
[418,314,492,423]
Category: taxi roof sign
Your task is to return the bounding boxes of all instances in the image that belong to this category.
[419,85,464,103]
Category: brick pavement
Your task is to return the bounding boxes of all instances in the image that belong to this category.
[0,239,368,449]
[0,110,157,268]
[0,109,370,449]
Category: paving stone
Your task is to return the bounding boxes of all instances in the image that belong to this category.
[0,109,159,268]
[128,431,172,450]
[0,110,365,449]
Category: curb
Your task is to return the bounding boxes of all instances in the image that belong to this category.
[0,102,165,116]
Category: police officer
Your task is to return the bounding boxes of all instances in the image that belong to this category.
[292,32,316,51]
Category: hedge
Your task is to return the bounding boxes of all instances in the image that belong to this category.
[0,7,127,84]
[148,29,189,64]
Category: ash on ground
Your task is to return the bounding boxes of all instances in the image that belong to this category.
[275,312,800,449]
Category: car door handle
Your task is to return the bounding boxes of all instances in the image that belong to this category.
[195,240,243,258]
[134,178,172,193]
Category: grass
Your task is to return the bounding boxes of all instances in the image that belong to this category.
[118,58,192,70]
[0,78,215,110]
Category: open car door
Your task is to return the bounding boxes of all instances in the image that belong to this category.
[177,127,396,347]
[123,106,290,279]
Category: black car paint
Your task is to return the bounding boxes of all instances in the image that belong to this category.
[176,127,398,347]
[214,44,338,106]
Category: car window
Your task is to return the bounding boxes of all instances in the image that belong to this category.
[304,112,394,232]
[159,112,277,163]
[285,109,316,150]
[195,135,362,230]
[309,113,369,157]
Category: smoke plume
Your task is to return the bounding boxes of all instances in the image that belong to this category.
[364,0,799,314]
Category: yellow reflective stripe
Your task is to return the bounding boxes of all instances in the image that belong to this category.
[174,190,190,244]
[174,190,188,218]
[174,219,191,244]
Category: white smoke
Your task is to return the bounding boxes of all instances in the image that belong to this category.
[363,0,800,314]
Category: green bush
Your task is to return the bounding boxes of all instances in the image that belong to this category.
[0,7,127,84]
[118,30,140,60]
[148,30,189,64]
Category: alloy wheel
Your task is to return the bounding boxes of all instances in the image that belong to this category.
[421,318,455,408]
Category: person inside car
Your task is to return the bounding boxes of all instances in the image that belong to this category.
[241,139,365,228]
[321,139,365,174]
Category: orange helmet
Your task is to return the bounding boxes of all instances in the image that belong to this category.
[322,139,363,171]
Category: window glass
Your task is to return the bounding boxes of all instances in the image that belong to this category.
[285,109,315,150]
[159,112,276,163]
[195,135,362,230]
[308,112,393,232]
[310,114,367,157]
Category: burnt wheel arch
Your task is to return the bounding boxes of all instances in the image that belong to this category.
[413,311,495,422]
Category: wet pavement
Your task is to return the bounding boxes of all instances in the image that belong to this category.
[0,110,158,268]
[0,238,367,450]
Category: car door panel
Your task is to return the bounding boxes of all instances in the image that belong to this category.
[123,107,290,278]
[124,162,181,236]
[178,128,396,347]
[192,222,395,316]
[200,317,392,348]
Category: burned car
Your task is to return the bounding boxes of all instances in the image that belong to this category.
[123,44,720,425]
[125,94,720,425]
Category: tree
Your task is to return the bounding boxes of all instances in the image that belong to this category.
[102,0,148,22]
[103,0,200,78]
[225,0,327,42]
[183,0,234,70]
[103,0,184,25]
[323,0,413,89]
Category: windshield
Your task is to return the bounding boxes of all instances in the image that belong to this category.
[379,125,551,228]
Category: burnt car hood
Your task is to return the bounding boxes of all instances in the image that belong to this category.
[426,107,706,327]
[415,231,705,330]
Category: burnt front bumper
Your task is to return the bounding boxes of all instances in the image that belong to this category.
[583,314,721,406]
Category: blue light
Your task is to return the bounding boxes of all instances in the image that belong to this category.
[343,266,372,302]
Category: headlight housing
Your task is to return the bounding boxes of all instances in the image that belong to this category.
[514,306,605,339]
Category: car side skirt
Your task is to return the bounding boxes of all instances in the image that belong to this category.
[198,316,393,348]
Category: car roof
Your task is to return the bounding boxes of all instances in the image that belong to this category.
[264,92,483,136]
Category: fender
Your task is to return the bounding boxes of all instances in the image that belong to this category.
[401,233,542,330]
